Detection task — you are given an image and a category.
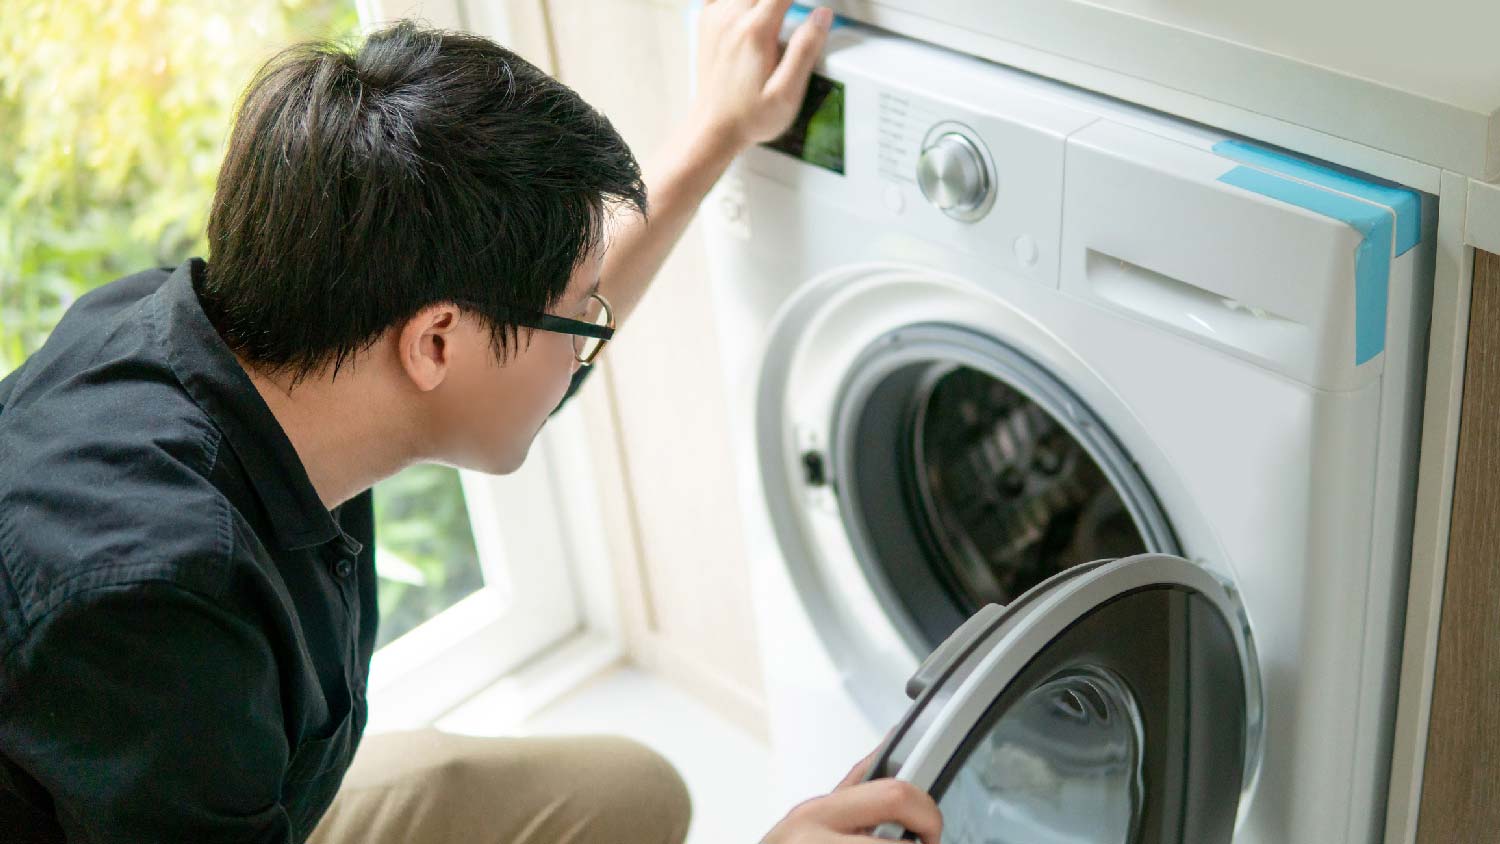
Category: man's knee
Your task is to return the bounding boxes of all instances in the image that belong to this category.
[321,731,692,844]
[573,736,692,844]
[435,733,692,844]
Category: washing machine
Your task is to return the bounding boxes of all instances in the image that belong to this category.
[700,15,1433,844]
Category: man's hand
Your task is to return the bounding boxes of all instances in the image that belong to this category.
[691,0,834,151]
[760,746,944,843]
[596,0,834,324]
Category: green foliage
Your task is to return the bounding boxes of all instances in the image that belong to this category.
[1,0,484,647]
[371,464,485,648]
[0,0,361,371]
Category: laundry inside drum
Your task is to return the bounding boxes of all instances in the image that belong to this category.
[909,365,1147,610]
[835,329,1173,653]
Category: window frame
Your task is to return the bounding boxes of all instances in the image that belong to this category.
[366,399,621,730]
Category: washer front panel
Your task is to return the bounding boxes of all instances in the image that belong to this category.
[754,267,1207,730]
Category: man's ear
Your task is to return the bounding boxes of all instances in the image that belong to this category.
[396,303,462,392]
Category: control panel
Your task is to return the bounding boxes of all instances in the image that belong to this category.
[735,25,1103,289]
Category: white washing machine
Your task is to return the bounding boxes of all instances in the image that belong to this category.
[700,16,1433,844]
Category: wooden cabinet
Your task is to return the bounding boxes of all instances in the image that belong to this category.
[1415,248,1500,841]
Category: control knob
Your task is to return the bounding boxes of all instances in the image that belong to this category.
[916,132,990,218]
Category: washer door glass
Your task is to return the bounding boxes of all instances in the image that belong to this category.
[833,326,1178,653]
[913,365,1146,605]
[940,667,1143,843]
[869,556,1256,844]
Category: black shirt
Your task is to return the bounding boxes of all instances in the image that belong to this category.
[0,259,587,842]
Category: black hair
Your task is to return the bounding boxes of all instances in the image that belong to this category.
[200,20,646,381]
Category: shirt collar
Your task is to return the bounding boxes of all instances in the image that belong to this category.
[153,259,350,552]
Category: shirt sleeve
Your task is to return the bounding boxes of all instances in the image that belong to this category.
[0,582,295,843]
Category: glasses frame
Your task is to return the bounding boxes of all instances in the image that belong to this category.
[505,291,615,366]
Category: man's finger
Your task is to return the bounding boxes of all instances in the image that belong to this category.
[837,745,885,790]
[839,728,900,790]
[762,6,832,103]
[802,779,944,843]
[755,0,798,20]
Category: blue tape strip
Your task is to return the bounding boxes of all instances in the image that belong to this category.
[1218,166,1394,365]
[788,3,848,29]
[1213,140,1420,255]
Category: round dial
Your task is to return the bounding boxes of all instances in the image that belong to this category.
[917,132,991,217]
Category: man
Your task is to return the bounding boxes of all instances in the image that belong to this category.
[0,2,943,842]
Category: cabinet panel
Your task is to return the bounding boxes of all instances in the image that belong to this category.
[1416,248,1500,842]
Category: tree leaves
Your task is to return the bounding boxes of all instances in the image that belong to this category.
[372,464,485,649]
[0,0,360,372]
[1,0,485,650]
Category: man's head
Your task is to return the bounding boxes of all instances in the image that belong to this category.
[200,21,645,474]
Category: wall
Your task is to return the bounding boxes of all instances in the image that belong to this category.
[543,0,769,736]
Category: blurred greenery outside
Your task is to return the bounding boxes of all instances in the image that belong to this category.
[1,0,484,648]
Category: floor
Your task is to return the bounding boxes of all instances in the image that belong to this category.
[435,665,779,844]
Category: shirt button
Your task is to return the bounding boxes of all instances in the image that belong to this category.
[333,558,354,578]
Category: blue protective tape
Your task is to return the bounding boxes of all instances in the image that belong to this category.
[788,3,849,29]
[1213,140,1420,255]
[1218,166,1394,365]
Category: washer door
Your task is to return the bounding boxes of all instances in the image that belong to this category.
[865,554,1260,844]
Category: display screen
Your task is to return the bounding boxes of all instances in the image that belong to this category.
[762,73,845,174]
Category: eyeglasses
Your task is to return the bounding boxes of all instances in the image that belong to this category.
[506,291,615,366]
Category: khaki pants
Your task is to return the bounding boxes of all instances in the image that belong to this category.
[309,730,693,844]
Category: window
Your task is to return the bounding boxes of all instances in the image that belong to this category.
[371,465,486,649]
